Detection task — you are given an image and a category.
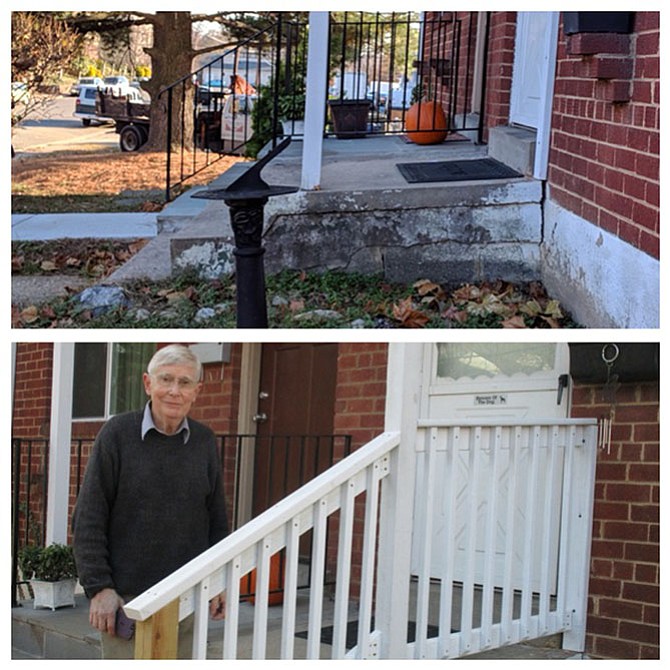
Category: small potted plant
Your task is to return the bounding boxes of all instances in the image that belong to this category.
[277,91,306,136]
[18,543,78,610]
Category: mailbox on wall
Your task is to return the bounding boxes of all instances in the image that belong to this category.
[568,343,659,384]
[563,12,635,35]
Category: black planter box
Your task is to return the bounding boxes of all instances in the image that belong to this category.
[563,12,634,35]
[328,99,371,139]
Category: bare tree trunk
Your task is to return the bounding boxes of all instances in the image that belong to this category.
[142,12,195,151]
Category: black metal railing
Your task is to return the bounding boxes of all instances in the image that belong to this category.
[161,12,489,201]
[326,12,488,140]
[162,16,308,201]
[12,432,351,606]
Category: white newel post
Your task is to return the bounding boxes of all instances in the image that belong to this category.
[375,343,424,659]
[300,11,328,190]
[561,423,598,652]
[46,343,75,545]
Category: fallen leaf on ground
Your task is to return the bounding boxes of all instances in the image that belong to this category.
[501,315,527,328]
[20,305,39,323]
[393,297,430,328]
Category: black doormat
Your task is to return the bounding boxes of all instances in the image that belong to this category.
[296,619,440,650]
[397,157,522,183]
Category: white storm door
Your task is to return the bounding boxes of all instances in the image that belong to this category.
[509,12,556,130]
[428,342,569,422]
[414,343,570,591]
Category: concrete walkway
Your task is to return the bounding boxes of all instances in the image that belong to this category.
[11,186,210,242]
[12,135,487,244]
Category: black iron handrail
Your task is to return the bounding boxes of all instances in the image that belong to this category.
[161,18,307,201]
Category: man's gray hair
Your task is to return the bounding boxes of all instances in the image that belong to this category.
[147,344,202,381]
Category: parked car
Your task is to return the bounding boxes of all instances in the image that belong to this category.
[102,75,131,96]
[11,81,30,105]
[73,85,112,126]
[69,76,103,96]
[129,81,151,101]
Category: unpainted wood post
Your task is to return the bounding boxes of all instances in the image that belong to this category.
[134,598,180,659]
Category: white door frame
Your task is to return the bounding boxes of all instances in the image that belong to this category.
[47,343,75,545]
[235,343,263,527]
[510,12,560,180]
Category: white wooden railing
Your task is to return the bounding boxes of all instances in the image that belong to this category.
[123,418,597,660]
[409,419,598,659]
[124,430,402,660]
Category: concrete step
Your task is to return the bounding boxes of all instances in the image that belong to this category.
[12,595,101,659]
[488,125,538,177]
[100,136,544,287]
[169,174,544,285]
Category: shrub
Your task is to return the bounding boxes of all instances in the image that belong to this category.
[18,543,77,582]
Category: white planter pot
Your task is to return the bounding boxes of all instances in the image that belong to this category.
[282,119,305,136]
[31,578,77,610]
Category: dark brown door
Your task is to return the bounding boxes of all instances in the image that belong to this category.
[252,343,338,517]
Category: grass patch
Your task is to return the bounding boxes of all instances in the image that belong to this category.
[11,194,154,214]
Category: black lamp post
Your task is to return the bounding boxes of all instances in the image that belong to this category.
[193,138,298,328]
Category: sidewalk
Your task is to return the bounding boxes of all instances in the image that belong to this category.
[11,186,209,242]
[11,187,211,308]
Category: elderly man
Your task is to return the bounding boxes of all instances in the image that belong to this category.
[73,344,228,659]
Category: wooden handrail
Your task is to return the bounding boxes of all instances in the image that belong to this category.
[124,430,400,623]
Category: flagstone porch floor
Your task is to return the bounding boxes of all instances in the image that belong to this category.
[13,585,582,660]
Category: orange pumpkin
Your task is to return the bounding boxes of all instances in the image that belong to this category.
[405,100,448,145]
[244,551,284,606]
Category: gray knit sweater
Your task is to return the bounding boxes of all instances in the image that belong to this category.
[73,410,229,598]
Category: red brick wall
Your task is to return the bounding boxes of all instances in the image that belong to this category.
[189,344,242,434]
[482,12,517,139]
[549,12,660,259]
[12,343,53,437]
[571,381,659,659]
[332,343,388,450]
[12,343,53,546]
[189,344,243,522]
[330,343,388,592]
[422,12,516,141]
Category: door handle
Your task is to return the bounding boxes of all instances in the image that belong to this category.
[557,374,569,405]
[252,412,268,423]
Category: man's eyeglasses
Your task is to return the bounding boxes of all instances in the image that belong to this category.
[152,373,198,392]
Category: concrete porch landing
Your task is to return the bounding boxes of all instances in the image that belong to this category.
[13,586,583,660]
[111,135,543,287]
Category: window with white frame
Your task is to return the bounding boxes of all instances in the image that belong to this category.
[72,343,156,419]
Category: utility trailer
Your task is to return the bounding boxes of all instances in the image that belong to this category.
[95,91,151,152]
[96,86,256,154]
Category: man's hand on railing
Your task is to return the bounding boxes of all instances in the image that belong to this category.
[209,593,226,620]
[90,588,125,636]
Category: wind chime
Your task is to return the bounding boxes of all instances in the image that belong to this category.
[598,343,621,454]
